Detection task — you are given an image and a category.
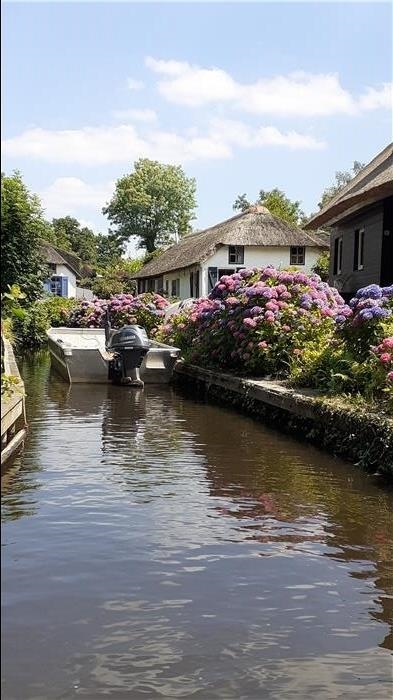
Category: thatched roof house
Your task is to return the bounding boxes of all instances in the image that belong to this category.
[305,143,393,296]
[134,205,329,299]
[41,242,82,298]
[41,242,82,278]
[305,143,393,231]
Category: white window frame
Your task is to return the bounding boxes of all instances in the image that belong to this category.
[337,237,343,275]
[290,246,305,266]
[228,245,244,265]
[356,228,364,271]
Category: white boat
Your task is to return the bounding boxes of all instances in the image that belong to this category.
[47,327,181,385]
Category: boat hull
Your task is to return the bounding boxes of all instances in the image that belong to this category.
[47,328,181,384]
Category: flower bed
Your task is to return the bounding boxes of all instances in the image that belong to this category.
[336,284,393,357]
[156,267,351,377]
[157,269,393,412]
[67,292,169,336]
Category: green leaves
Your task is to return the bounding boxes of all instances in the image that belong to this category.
[1,172,48,301]
[103,158,197,253]
[318,161,365,210]
[311,251,330,281]
[3,284,26,302]
[1,374,24,399]
[233,188,305,226]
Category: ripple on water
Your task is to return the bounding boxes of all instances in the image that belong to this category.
[1,361,393,699]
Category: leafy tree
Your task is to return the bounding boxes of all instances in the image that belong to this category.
[232,193,251,212]
[95,232,125,268]
[35,218,58,245]
[52,216,97,265]
[233,188,304,226]
[1,171,47,301]
[81,258,143,298]
[318,161,365,209]
[103,159,197,253]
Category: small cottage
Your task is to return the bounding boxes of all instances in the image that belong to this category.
[133,205,329,300]
[41,243,81,298]
[305,143,393,297]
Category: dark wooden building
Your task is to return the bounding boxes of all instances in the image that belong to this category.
[305,143,393,297]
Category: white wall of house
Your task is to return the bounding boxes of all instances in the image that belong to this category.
[199,245,323,297]
[138,245,325,301]
[45,264,78,298]
[56,265,77,297]
[163,266,200,299]
[203,245,320,273]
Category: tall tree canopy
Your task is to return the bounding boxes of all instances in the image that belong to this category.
[1,171,47,301]
[51,216,98,265]
[95,232,125,268]
[318,161,365,210]
[103,159,197,253]
[233,188,305,226]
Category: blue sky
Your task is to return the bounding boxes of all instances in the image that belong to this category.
[2,2,392,254]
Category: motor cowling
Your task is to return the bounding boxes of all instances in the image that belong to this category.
[106,325,150,385]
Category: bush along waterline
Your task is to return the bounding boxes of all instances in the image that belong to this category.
[5,269,392,414]
[155,269,393,414]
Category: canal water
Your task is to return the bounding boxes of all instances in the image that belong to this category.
[1,354,392,700]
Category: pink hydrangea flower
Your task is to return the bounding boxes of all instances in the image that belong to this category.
[243,318,257,328]
[379,353,392,364]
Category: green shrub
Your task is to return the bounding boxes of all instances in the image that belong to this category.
[1,373,24,399]
[12,296,78,350]
[311,251,330,281]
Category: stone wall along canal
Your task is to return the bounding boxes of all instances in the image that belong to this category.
[1,353,393,700]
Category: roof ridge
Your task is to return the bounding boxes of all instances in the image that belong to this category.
[316,142,393,214]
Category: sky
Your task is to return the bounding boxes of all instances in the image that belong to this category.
[2,1,392,256]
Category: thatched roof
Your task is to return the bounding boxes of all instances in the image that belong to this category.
[305,143,393,230]
[41,242,82,277]
[133,206,329,279]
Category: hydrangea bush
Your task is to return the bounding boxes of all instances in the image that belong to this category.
[67,293,169,336]
[371,336,393,399]
[156,267,351,377]
[336,284,393,358]
[288,284,393,409]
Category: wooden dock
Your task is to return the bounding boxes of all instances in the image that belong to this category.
[1,338,27,466]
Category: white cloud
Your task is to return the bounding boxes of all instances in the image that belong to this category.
[112,108,158,122]
[39,177,114,219]
[208,118,325,150]
[358,83,392,111]
[145,57,189,77]
[3,124,232,165]
[145,56,238,106]
[3,118,325,167]
[127,78,144,91]
[145,57,392,117]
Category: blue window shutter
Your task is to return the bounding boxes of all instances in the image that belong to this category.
[61,277,68,297]
[43,280,51,293]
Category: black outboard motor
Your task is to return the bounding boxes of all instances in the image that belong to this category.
[105,311,150,386]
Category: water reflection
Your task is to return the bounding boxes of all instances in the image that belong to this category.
[1,360,393,700]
